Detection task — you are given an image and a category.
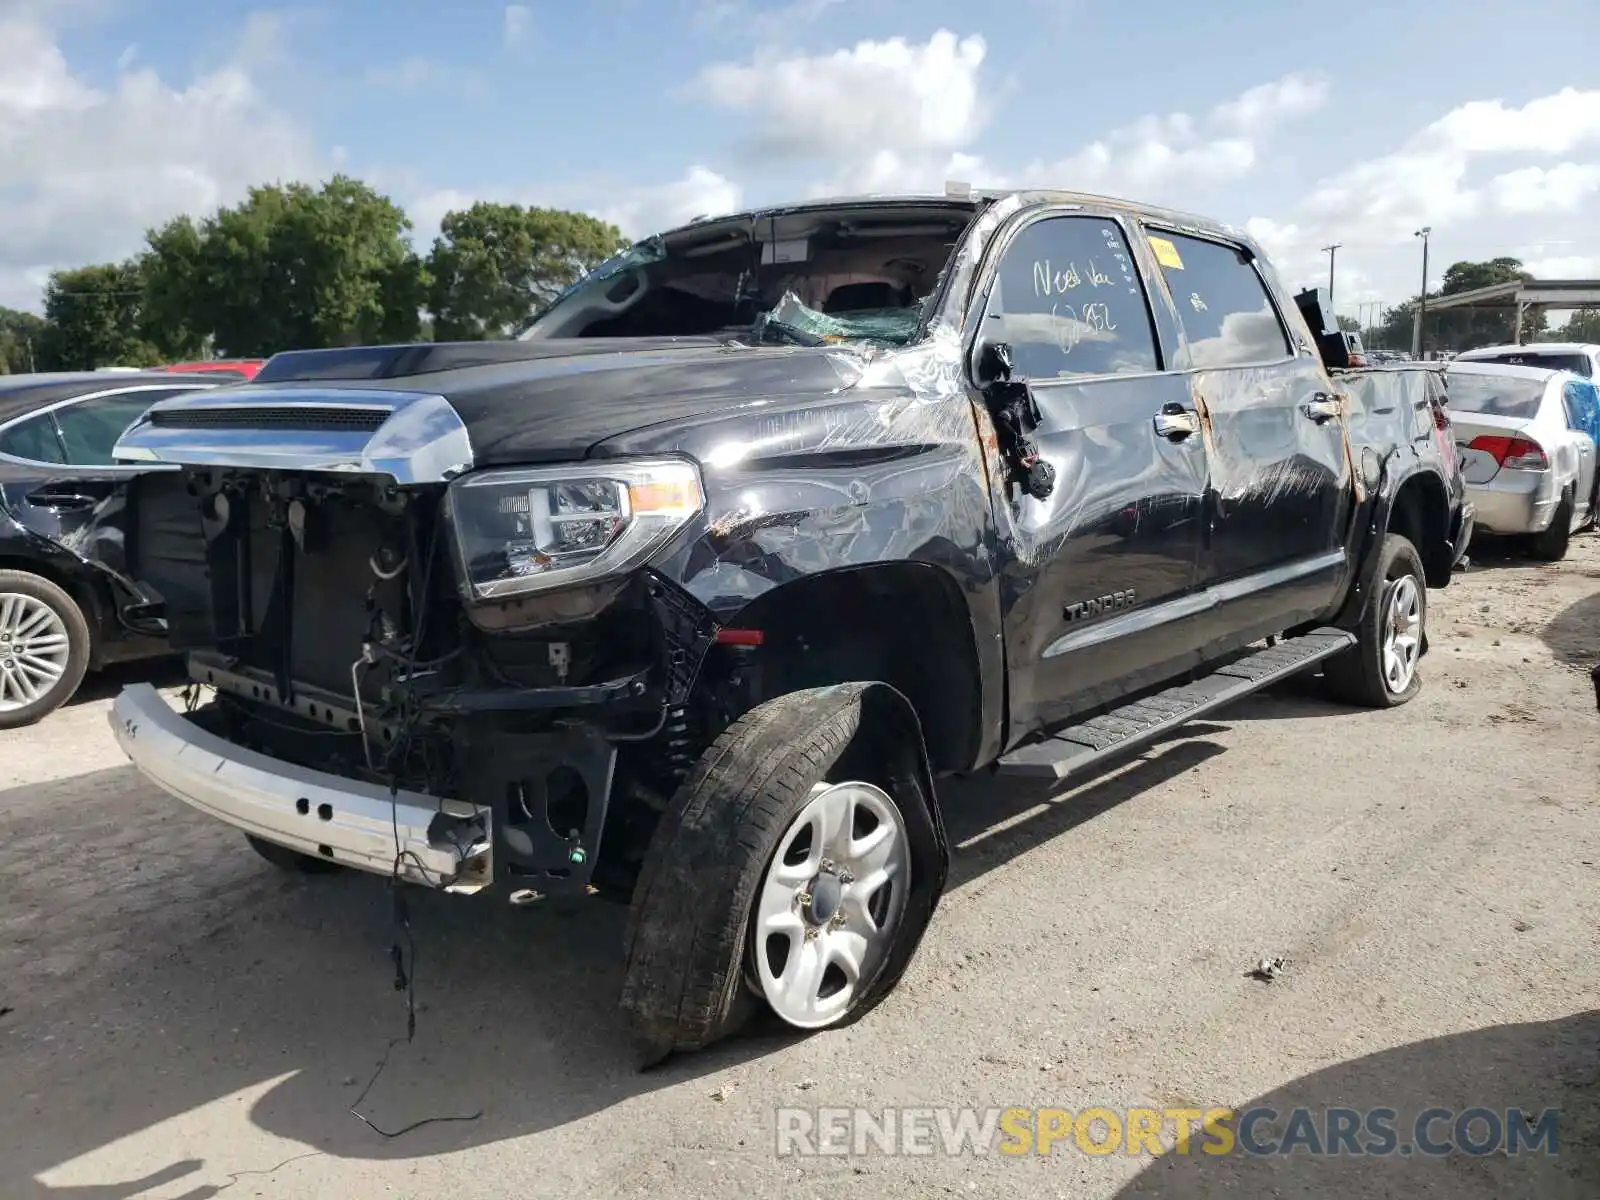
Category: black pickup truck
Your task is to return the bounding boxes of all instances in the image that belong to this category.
[104,190,1470,1059]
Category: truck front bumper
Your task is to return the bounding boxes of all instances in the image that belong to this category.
[110,684,494,891]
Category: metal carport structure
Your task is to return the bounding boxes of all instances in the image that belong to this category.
[1424,277,1600,343]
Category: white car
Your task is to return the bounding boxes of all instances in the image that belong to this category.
[1442,360,1599,560]
[1453,341,1600,380]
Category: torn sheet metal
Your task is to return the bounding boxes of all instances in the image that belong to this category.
[1190,363,1352,514]
[602,333,996,620]
[0,476,150,600]
[851,323,967,403]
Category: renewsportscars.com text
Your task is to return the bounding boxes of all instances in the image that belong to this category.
[774,1105,1561,1158]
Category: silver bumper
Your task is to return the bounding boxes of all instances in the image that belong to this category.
[1465,473,1557,535]
[110,684,493,891]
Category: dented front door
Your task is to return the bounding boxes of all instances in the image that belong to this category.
[974,209,1210,735]
[1141,228,1351,640]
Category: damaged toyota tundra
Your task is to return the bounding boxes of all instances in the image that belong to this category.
[104,189,1470,1059]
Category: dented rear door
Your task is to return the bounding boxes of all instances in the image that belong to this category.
[1141,228,1351,643]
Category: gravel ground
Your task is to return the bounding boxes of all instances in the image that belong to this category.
[2,534,1596,1200]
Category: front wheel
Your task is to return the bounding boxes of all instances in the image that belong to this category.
[620,684,943,1061]
[749,779,913,1029]
[0,570,91,730]
[1324,533,1427,708]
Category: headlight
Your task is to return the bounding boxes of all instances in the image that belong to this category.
[446,458,704,601]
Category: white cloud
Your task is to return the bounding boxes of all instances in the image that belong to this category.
[1210,74,1330,137]
[0,10,318,310]
[694,29,988,162]
[597,166,744,236]
[409,167,744,248]
[1522,254,1600,280]
[693,31,1323,210]
[1011,73,1327,203]
[408,188,477,244]
[502,4,531,48]
[1487,163,1600,214]
[1426,87,1600,156]
[1245,86,1600,308]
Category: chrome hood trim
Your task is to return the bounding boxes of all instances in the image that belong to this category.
[112,387,474,484]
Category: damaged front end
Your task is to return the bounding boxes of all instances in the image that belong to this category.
[108,389,741,898]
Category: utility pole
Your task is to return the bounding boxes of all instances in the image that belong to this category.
[1411,227,1431,359]
[1321,243,1342,306]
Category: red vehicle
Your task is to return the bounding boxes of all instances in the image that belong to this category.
[160,359,266,380]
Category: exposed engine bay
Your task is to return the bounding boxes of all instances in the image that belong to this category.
[129,466,748,894]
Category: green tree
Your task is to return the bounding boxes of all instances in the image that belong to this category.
[1369,300,1416,352]
[36,263,162,370]
[1557,307,1600,342]
[1336,314,1360,333]
[0,307,46,374]
[426,202,628,340]
[138,216,211,360]
[147,175,427,357]
[1433,256,1545,349]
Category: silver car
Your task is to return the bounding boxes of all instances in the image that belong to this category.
[1443,360,1599,561]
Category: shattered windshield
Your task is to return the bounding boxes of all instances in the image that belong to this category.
[518,204,974,348]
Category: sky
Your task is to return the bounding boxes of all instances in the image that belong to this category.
[3,0,1600,323]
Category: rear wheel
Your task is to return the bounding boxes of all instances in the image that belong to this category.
[1527,489,1573,561]
[0,570,91,730]
[1324,533,1426,708]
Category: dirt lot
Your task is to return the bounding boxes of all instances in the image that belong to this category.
[3,535,1597,1200]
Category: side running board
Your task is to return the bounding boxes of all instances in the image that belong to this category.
[997,628,1356,781]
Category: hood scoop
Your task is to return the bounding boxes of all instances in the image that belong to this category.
[112,386,474,485]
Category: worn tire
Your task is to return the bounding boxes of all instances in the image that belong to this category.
[1527,490,1573,561]
[620,683,945,1065]
[0,569,91,730]
[1324,533,1427,709]
[244,833,344,874]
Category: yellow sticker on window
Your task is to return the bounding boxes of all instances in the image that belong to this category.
[1149,237,1184,270]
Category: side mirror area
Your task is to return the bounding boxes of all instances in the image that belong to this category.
[975,339,1015,388]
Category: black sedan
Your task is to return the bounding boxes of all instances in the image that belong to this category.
[0,371,226,726]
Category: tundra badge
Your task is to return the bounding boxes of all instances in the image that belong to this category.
[1064,589,1136,623]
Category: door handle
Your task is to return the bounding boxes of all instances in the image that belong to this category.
[26,487,97,511]
[1153,407,1200,441]
[1303,394,1342,423]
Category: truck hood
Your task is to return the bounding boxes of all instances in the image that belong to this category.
[112,338,871,478]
